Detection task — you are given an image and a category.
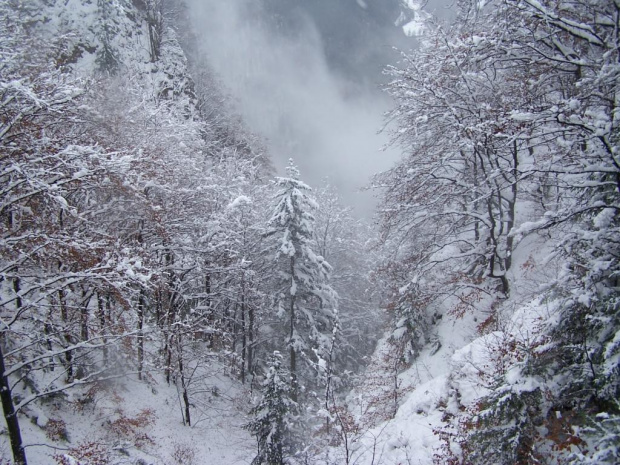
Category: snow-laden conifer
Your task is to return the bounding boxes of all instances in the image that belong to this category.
[266,160,338,402]
[245,351,298,465]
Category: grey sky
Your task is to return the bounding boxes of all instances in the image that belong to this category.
[187,0,451,215]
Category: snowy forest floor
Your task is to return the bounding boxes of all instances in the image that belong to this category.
[334,231,561,464]
[0,231,567,465]
[4,364,255,465]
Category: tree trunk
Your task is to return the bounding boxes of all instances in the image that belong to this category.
[177,334,191,426]
[231,303,239,358]
[44,306,54,371]
[248,295,255,387]
[146,0,161,62]
[289,258,298,402]
[59,288,74,383]
[240,287,246,384]
[0,343,28,465]
[137,290,145,381]
[504,140,519,272]
[80,287,92,342]
[164,250,176,384]
[473,153,480,242]
[165,336,172,385]
[12,270,22,310]
[205,270,214,348]
[97,292,108,367]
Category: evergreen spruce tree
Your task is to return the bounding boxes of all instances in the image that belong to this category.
[266,159,338,403]
[95,0,121,74]
[245,352,298,465]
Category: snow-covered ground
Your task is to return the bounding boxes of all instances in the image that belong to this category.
[335,229,563,465]
[4,366,255,465]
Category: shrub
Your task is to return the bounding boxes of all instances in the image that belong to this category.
[54,442,109,465]
[46,419,69,442]
[171,442,197,465]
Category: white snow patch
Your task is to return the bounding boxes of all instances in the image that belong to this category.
[403,19,426,37]
[227,194,252,209]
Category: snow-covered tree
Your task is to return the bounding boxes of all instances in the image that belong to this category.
[313,182,384,380]
[266,160,338,402]
[0,0,275,456]
[95,0,122,74]
[380,0,619,462]
[0,4,153,463]
[245,351,298,465]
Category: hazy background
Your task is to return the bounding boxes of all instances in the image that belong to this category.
[187,0,453,215]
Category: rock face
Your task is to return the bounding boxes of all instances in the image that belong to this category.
[16,0,195,120]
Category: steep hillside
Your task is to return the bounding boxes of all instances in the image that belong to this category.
[3,1,616,464]
[349,0,620,464]
[0,0,264,463]
[1,2,382,464]
[328,231,564,464]
[14,362,254,464]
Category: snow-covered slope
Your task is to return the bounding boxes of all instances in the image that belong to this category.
[0,1,258,463]
[338,230,567,464]
[12,366,254,465]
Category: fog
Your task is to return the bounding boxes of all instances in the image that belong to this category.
[186,0,448,215]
